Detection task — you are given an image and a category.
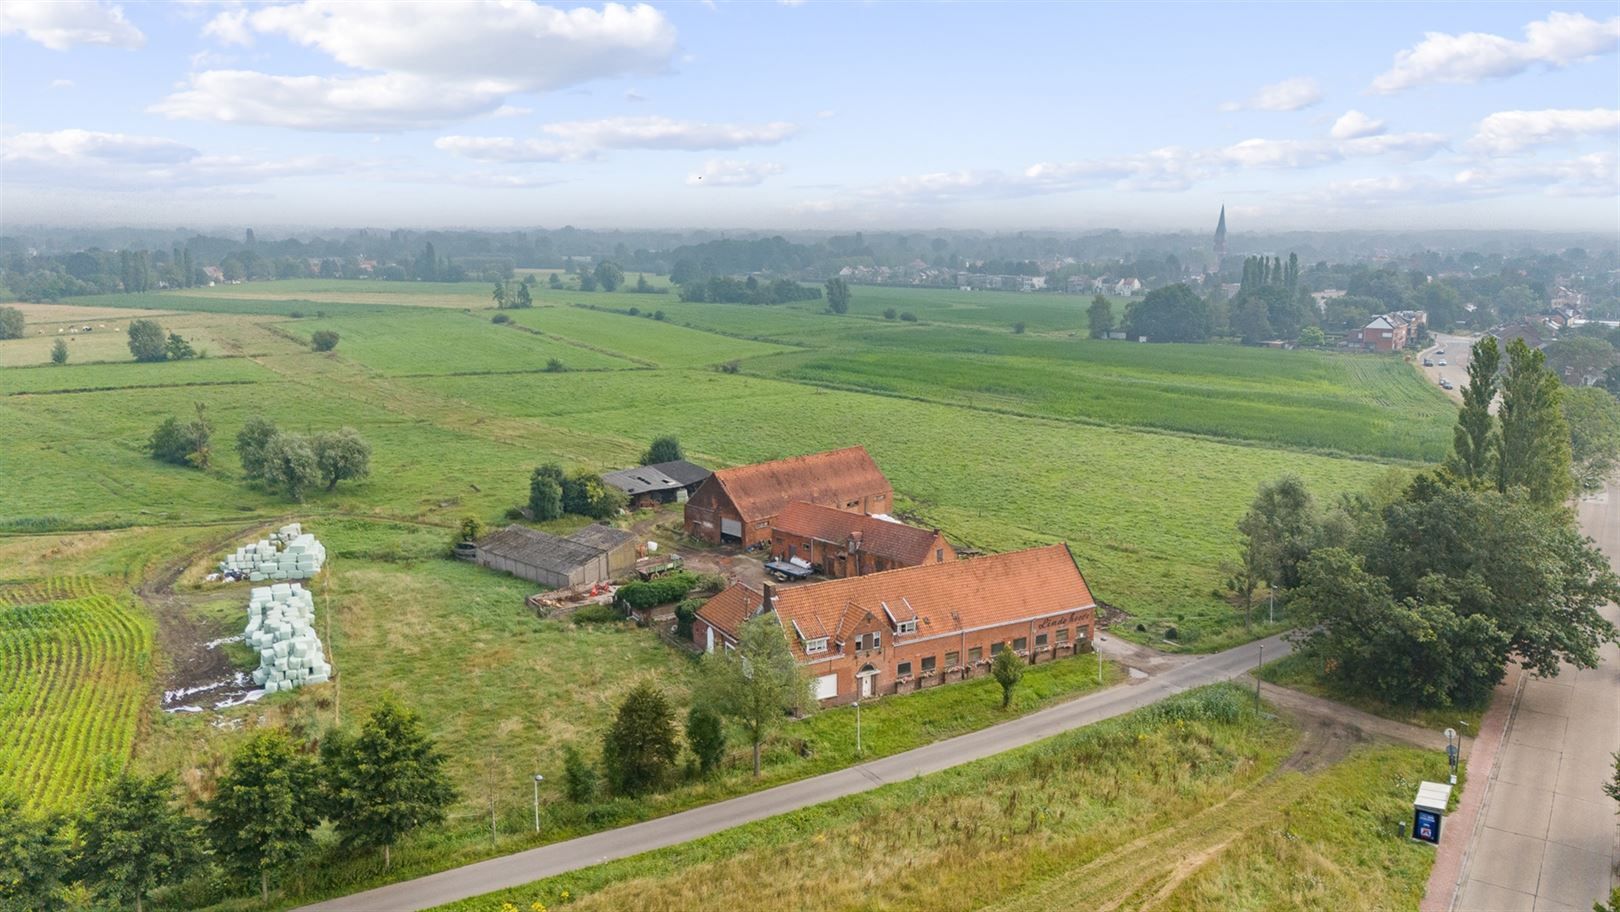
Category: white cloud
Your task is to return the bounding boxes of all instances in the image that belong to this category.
[152,71,510,131]
[0,128,349,189]
[1330,110,1385,140]
[202,8,253,46]
[157,1,678,131]
[1470,108,1620,154]
[1455,152,1619,197]
[490,104,533,118]
[0,0,144,50]
[433,135,590,163]
[1219,76,1322,112]
[687,159,784,187]
[624,89,647,102]
[541,116,798,150]
[816,109,837,119]
[49,78,75,90]
[1372,11,1620,93]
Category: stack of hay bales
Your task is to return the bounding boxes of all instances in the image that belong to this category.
[244,583,332,693]
[218,523,327,581]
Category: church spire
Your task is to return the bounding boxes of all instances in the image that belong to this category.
[1214,205,1227,258]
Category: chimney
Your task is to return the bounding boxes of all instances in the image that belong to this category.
[760,583,776,615]
[848,530,862,552]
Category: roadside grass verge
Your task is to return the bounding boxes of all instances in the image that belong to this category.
[430,683,1448,912]
[1259,651,1487,731]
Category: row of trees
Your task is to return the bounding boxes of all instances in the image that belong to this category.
[675,274,824,306]
[1,701,453,911]
[237,417,372,500]
[528,464,625,521]
[1234,335,1620,708]
[127,319,198,363]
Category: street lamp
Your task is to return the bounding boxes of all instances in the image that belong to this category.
[1444,728,1459,785]
[532,774,544,834]
[1255,643,1264,710]
[853,700,862,757]
[1456,720,1471,783]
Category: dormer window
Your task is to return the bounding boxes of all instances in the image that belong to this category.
[895,619,917,635]
[804,637,829,655]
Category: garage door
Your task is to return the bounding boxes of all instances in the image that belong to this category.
[815,673,838,701]
[721,518,742,539]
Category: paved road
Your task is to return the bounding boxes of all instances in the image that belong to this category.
[301,632,1293,911]
[1449,484,1620,911]
[1419,333,1474,405]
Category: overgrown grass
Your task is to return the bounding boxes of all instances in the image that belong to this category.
[431,684,1446,912]
[1259,651,1488,731]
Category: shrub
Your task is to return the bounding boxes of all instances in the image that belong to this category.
[883,308,897,320]
[310,330,340,352]
[602,682,678,796]
[51,338,68,365]
[491,313,511,324]
[615,571,697,612]
[642,435,682,465]
[148,404,212,468]
[164,332,196,361]
[899,311,918,322]
[545,358,566,373]
[686,706,726,776]
[1013,321,1026,334]
[529,464,564,520]
[457,515,485,542]
[692,573,727,595]
[674,597,706,639]
[562,470,625,519]
[234,416,278,478]
[628,307,640,317]
[653,310,666,321]
[572,604,625,624]
[718,360,742,374]
[561,744,598,804]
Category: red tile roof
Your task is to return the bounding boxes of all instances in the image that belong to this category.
[694,582,766,644]
[772,543,1094,661]
[773,501,944,566]
[709,446,891,523]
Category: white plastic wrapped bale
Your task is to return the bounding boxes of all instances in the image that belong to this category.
[242,583,331,693]
[218,527,327,580]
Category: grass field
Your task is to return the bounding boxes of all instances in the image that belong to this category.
[0,579,154,812]
[1259,652,1488,731]
[434,684,1446,912]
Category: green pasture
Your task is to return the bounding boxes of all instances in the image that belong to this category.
[504,305,797,368]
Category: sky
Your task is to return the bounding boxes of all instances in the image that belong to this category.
[1,0,1617,233]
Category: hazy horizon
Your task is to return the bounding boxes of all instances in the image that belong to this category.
[2,1,1618,233]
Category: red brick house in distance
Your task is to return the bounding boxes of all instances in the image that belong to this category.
[693,543,1097,704]
[770,501,954,579]
[683,446,893,547]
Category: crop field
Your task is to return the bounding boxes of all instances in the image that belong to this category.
[281,310,636,375]
[839,284,1125,333]
[0,307,295,367]
[437,685,1446,912]
[1,356,276,395]
[0,580,153,812]
[172,278,490,308]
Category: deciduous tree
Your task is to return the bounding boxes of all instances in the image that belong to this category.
[824,277,851,314]
[310,330,340,352]
[642,435,683,465]
[685,705,726,776]
[78,773,202,912]
[0,306,24,340]
[697,614,810,776]
[0,793,70,912]
[206,731,321,903]
[593,261,624,292]
[529,464,564,520]
[127,319,167,362]
[1444,336,1501,487]
[992,644,1024,708]
[312,427,372,491]
[235,416,279,477]
[319,700,455,869]
[261,433,320,501]
[1087,294,1113,338]
[1498,338,1573,507]
[1562,385,1620,491]
[50,338,68,365]
[1237,475,1318,590]
[1122,284,1211,343]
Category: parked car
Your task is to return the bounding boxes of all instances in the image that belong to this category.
[1422,358,1434,366]
[1435,348,1446,355]
[1437,358,1448,366]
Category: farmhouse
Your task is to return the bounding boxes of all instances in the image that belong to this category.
[602,459,712,508]
[695,543,1097,704]
[1350,310,1427,352]
[683,446,893,547]
[770,501,954,579]
[474,523,638,589]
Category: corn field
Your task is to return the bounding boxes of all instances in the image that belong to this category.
[0,577,153,811]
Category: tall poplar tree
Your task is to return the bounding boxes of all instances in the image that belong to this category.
[1444,336,1501,487]
[1498,338,1573,507]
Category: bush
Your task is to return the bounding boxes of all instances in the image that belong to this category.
[686,706,726,776]
[457,515,485,542]
[572,604,625,624]
[310,330,340,352]
[674,596,706,639]
[491,313,512,324]
[615,571,697,612]
[718,360,741,374]
[164,332,196,361]
[235,416,278,478]
[642,435,683,465]
[148,404,212,468]
[692,573,727,595]
[899,311,918,322]
[1013,321,1026,334]
[883,308,897,320]
[602,682,678,796]
[530,465,564,520]
[51,338,68,365]
[561,470,625,519]
[561,743,598,804]
[545,358,566,373]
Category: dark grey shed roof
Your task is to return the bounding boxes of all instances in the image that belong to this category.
[478,526,603,574]
[648,459,711,487]
[601,459,710,496]
[566,523,637,552]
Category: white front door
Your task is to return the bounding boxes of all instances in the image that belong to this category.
[859,673,874,698]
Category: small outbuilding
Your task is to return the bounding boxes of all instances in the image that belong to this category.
[770,501,953,579]
[475,523,639,589]
[602,459,712,508]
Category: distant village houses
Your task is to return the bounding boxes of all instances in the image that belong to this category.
[1348,310,1427,352]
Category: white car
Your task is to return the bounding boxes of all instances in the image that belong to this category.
[1437,358,1448,366]
[1435,348,1446,355]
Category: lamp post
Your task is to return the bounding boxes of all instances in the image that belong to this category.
[1268,584,1275,625]
[1255,643,1263,710]
[1457,720,1471,782]
[854,700,862,757]
[1444,728,1459,785]
[532,774,544,834]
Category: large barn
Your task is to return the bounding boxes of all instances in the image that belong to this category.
[474,524,638,589]
[770,501,954,579]
[683,446,893,546]
[694,543,1097,704]
[601,459,711,508]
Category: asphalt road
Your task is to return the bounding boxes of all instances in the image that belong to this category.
[1450,483,1620,911]
[301,632,1293,911]
[1420,333,1474,405]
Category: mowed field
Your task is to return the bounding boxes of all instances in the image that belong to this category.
[438,685,1447,912]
